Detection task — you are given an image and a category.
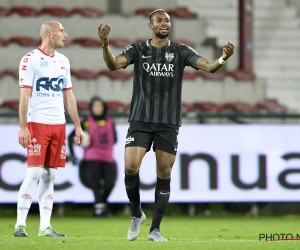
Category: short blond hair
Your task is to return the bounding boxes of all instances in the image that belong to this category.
[149,9,166,22]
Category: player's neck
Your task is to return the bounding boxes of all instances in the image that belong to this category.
[150,37,169,48]
[39,43,56,56]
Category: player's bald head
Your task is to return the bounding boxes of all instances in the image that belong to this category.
[40,21,60,37]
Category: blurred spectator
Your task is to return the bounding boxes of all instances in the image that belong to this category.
[68,96,117,217]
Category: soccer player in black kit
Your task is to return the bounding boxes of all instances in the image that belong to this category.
[98,9,234,242]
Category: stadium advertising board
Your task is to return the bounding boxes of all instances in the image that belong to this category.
[0,124,300,203]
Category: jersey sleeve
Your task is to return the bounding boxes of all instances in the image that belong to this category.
[120,44,134,68]
[63,56,72,90]
[180,44,201,70]
[19,52,35,88]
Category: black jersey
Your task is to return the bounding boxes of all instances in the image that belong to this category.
[121,39,200,126]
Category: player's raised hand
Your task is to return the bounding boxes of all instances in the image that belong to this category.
[98,22,112,47]
[222,41,234,60]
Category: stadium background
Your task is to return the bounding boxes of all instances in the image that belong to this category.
[1,0,300,217]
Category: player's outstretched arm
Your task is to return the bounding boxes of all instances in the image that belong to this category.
[98,22,127,71]
[196,40,234,73]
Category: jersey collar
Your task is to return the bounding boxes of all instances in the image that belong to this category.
[146,39,171,47]
[38,47,55,58]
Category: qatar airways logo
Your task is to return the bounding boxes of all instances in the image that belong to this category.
[143,63,174,77]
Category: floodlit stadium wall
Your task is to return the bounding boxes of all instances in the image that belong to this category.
[0,124,299,203]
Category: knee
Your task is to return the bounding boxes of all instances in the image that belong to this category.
[104,177,116,189]
[125,162,139,175]
[49,169,56,181]
[28,168,44,181]
[157,164,172,179]
[41,168,56,183]
[125,159,139,175]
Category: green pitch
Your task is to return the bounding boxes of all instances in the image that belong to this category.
[1,215,300,250]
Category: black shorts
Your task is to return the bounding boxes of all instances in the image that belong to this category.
[125,121,179,155]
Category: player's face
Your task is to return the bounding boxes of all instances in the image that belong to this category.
[92,100,104,116]
[51,23,68,48]
[150,12,171,39]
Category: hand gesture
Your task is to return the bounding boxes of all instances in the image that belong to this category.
[98,22,112,48]
[222,40,234,60]
[18,127,31,148]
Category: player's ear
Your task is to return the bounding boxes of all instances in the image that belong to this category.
[47,30,52,39]
[148,22,153,30]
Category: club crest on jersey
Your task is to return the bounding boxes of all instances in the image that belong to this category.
[165,52,174,62]
[40,58,48,68]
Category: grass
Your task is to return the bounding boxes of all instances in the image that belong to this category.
[1,215,300,250]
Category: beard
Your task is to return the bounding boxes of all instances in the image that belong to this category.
[155,31,169,39]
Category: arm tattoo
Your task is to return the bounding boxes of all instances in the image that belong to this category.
[197,57,223,73]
